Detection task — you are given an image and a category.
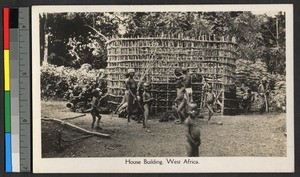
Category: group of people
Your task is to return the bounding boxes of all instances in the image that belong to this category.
[86,66,276,158]
[66,70,108,113]
[87,66,242,157]
[84,67,272,157]
[173,68,217,124]
[112,67,218,156]
[114,68,155,131]
[240,77,270,114]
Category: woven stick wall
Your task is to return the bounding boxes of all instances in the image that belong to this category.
[106,36,238,115]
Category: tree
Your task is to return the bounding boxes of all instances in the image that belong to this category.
[40,11,286,75]
[260,12,286,74]
[39,12,119,69]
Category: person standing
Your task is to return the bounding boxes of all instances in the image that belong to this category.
[258,77,270,113]
[142,82,154,132]
[205,85,215,124]
[85,89,102,130]
[184,102,201,157]
[174,82,188,124]
[182,68,193,103]
[125,68,138,122]
[199,77,209,110]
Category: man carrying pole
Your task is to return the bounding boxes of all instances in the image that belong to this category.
[125,68,138,122]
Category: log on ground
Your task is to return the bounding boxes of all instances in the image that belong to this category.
[41,118,110,138]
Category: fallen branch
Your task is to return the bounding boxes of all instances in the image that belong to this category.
[61,114,86,121]
[42,118,110,138]
[85,25,109,42]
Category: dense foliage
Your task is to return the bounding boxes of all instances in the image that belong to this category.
[269,74,286,111]
[40,11,286,74]
[41,64,106,100]
[235,59,286,111]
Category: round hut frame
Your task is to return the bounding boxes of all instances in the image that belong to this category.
[106,36,238,115]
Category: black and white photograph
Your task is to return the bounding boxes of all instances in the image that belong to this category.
[32,5,294,173]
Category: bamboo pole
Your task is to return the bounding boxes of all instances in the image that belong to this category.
[42,118,110,138]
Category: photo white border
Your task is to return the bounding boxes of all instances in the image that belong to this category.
[32,4,294,173]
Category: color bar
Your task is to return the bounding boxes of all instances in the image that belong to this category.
[4,91,11,132]
[3,7,12,172]
[4,50,10,91]
[4,8,10,50]
[5,133,12,172]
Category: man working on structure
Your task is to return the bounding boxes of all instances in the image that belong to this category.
[174,68,184,92]
[125,68,138,123]
[184,102,201,157]
[114,72,130,114]
[182,67,193,103]
[258,77,270,113]
[96,69,108,94]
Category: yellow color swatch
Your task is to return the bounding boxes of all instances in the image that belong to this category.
[4,50,10,91]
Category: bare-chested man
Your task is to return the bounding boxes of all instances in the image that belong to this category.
[125,68,137,123]
[182,67,193,103]
[115,73,130,114]
[184,102,201,157]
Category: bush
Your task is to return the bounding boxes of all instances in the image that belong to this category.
[41,64,106,100]
[269,74,286,112]
[236,59,271,91]
[236,59,286,112]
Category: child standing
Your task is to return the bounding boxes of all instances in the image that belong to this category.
[142,82,154,131]
[173,83,188,124]
[184,102,201,157]
[205,86,215,124]
[86,89,102,130]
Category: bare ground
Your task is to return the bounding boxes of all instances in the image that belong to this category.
[41,101,286,158]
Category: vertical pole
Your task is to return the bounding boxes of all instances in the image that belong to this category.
[276,17,279,73]
[221,88,224,115]
[276,17,279,48]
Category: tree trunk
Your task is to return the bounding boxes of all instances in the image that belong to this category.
[42,13,49,66]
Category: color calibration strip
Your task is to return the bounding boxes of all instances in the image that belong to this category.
[10,8,20,172]
[3,7,12,172]
[3,7,31,172]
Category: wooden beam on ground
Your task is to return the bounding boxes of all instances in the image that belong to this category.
[61,114,86,121]
[42,118,110,138]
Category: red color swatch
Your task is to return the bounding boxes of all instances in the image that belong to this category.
[3,8,10,50]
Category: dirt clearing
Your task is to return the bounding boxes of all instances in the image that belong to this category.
[41,101,286,158]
